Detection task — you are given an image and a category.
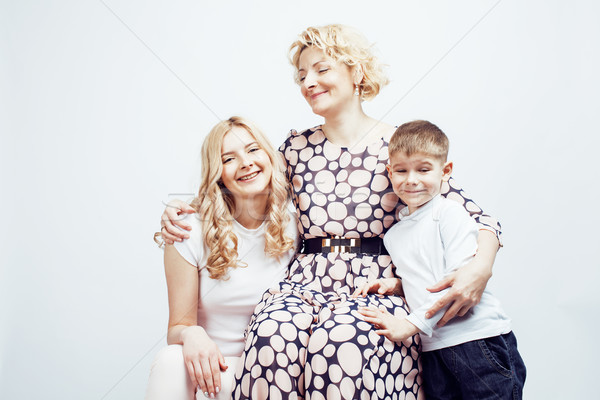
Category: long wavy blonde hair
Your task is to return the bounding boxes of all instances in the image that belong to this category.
[190,116,294,280]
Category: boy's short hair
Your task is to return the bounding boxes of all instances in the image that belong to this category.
[388,120,449,162]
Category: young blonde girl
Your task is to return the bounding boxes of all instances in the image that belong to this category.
[146,116,298,400]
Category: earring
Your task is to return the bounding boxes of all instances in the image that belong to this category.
[354,84,360,96]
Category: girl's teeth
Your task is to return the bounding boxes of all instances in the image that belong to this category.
[240,172,258,181]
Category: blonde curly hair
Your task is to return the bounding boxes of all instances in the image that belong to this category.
[191,116,295,280]
[289,24,389,101]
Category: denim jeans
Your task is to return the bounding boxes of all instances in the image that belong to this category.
[421,331,526,400]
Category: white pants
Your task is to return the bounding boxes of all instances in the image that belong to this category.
[145,345,239,400]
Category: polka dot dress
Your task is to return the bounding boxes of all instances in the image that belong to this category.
[232,126,501,400]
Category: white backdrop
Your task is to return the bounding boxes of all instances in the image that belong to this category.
[2,1,599,399]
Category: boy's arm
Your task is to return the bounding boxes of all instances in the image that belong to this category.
[351,230,404,299]
[411,202,480,335]
[358,307,421,344]
[405,290,451,336]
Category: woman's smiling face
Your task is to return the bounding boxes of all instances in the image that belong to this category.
[220,126,273,202]
[297,46,358,118]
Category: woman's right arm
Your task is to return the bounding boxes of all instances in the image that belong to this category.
[160,200,196,244]
[164,245,227,398]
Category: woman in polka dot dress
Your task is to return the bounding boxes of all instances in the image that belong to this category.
[161,25,502,400]
[231,25,502,400]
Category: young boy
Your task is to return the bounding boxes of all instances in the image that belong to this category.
[357,120,526,399]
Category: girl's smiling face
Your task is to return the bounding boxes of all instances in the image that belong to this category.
[220,126,273,202]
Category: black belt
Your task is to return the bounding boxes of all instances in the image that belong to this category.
[301,236,389,255]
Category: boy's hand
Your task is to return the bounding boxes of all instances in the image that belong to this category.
[352,278,403,298]
[357,307,420,344]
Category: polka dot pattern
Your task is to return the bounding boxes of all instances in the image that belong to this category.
[233,126,499,399]
[283,127,400,240]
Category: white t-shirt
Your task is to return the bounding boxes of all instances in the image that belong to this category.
[173,208,298,357]
[384,195,511,352]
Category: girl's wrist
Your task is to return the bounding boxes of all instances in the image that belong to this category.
[180,325,204,342]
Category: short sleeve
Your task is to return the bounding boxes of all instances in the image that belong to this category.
[437,201,479,272]
[172,213,205,269]
[279,129,299,183]
[441,177,503,246]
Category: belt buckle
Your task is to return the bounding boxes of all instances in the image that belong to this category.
[344,238,361,253]
[321,236,336,253]
[321,236,361,253]
[321,237,330,252]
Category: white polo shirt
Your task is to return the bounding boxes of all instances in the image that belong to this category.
[384,195,511,352]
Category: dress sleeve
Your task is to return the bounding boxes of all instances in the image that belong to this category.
[278,130,296,184]
[440,177,503,246]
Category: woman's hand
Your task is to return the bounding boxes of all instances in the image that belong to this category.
[160,200,195,245]
[181,326,228,399]
[352,278,403,298]
[425,254,492,327]
[425,229,498,327]
[358,307,420,344]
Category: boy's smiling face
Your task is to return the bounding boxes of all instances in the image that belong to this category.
[387,152,453,214]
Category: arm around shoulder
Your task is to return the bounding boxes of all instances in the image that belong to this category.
[160,199,196,245]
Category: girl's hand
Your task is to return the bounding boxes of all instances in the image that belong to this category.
[358,307,419,344]
[160,200,195,244]
[352,278,402,298]
[181,326,228,398]
[425,256,492,327]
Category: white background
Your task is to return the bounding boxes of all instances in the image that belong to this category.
[1,1,599,398]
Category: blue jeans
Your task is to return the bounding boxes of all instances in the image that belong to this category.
[421,331,526,400]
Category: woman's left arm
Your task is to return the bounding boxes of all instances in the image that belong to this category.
[426,178,501,327]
